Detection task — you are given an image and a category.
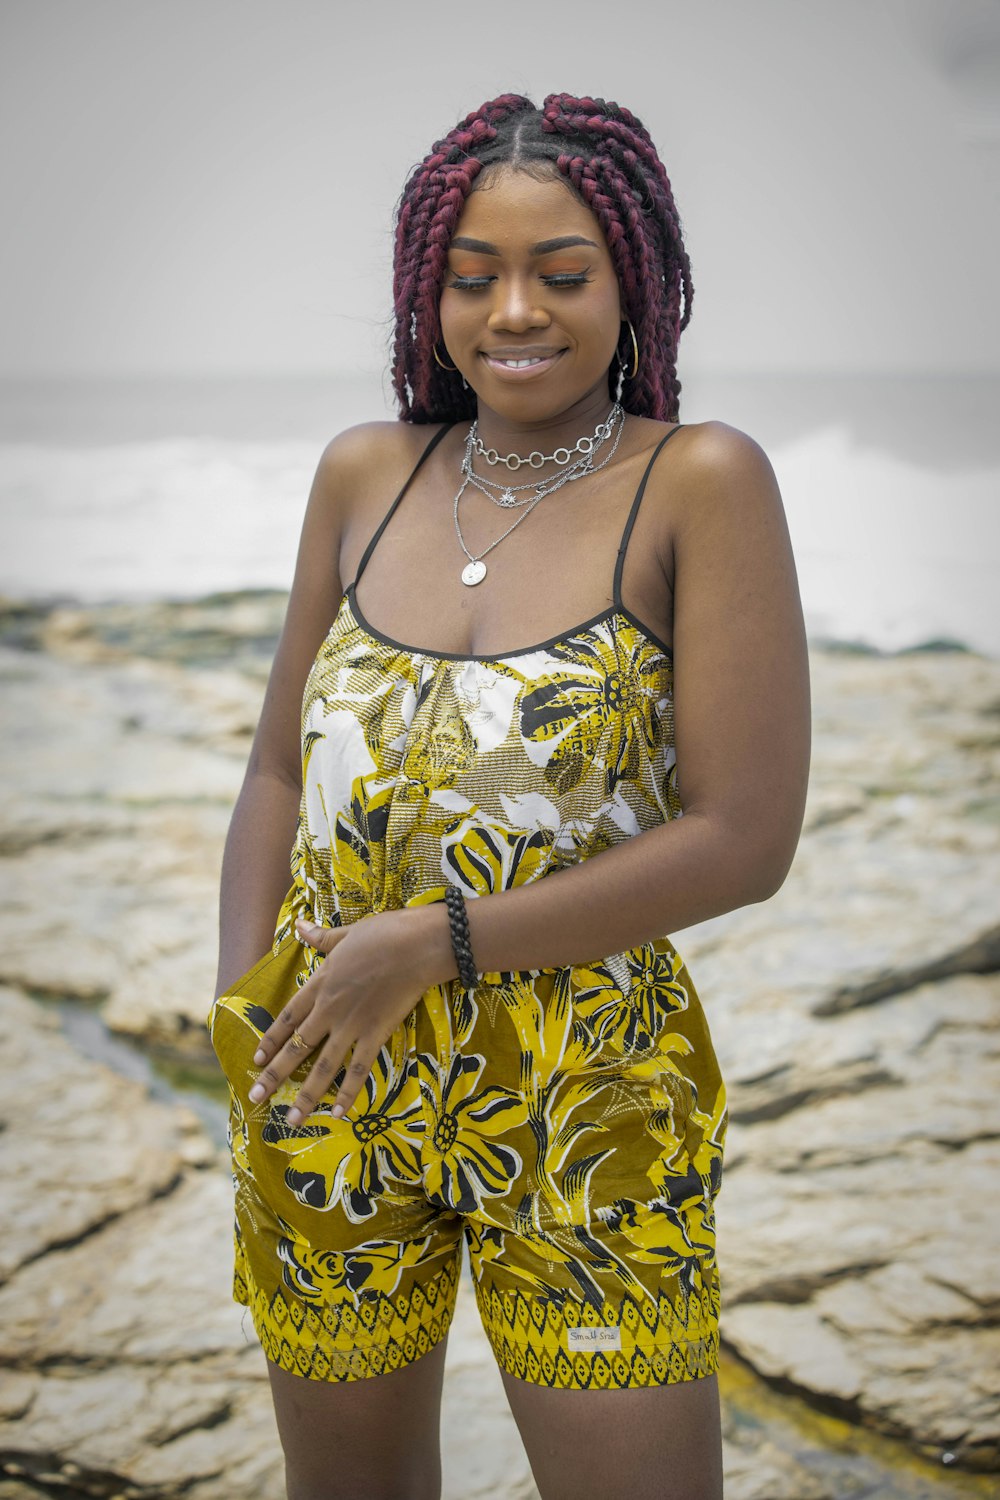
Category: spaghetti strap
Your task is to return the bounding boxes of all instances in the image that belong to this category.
[613,424,684,610]
[351,424,454,588]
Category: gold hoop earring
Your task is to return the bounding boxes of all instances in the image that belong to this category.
[621,320,640,381]
[433,344,458,372]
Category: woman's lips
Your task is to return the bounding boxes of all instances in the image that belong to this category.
[480,351,564,379]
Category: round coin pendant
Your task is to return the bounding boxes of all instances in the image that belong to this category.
[461,559,487,586]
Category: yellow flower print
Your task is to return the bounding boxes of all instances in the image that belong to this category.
[569,946,688,1060]
[402,713,476,790]
[626,945,689,1032]
[330,776,400,915]
[441,811,553,895]
[277,1226,431,1303]
[262,1048,424,1224]
[598,1195,711,1298]
[520,622,666,793]
[417,1052,528,1213]
[497,970,623,1226]
[498,970,598,1086]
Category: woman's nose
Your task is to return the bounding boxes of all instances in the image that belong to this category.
[487,280,550,334]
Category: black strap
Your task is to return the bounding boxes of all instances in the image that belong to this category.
[612,424,685,609]
[351,424,454,588]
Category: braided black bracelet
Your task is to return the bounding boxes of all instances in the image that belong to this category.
[444,884,479,990]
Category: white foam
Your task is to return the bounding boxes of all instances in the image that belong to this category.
[771,426,999,654]
[1,427,996,655]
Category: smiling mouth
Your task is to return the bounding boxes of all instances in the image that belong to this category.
[481,351,563,372]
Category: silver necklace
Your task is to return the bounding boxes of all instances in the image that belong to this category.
[473,413,618,471]
[467,406,622,509]
[453,405,625,586]
[463,405,623,522]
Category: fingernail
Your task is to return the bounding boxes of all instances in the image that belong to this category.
[248,1083,265,1102]
[286,1107,302,1127]
[331,1104,345,1119]
[253,1049,266,1065]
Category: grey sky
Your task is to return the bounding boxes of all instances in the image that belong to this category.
[2,0,998,377]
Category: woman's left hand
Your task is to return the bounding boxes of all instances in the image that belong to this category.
[247,906,453,1126]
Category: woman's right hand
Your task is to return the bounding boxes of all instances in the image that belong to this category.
[246,903,454,1126]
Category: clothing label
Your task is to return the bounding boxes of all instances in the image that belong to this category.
[567,1326,621,1352]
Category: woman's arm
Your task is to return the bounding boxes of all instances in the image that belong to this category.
[252,421,810,1123]
[214,425,383,997]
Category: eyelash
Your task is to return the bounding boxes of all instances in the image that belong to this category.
[446,273,593,291]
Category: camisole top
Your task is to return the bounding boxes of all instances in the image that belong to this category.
[284,423,685,962]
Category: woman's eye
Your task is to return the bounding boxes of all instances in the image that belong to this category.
[446,271,593,291]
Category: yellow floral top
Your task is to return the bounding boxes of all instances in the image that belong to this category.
[287,586,682,953]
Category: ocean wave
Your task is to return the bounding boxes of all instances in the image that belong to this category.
[0,428,996,657]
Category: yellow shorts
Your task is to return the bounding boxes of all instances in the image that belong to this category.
[208,929,727,1390]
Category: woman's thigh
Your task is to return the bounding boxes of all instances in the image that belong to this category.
[500,1368,723,1500]
[267,1336,449,1500]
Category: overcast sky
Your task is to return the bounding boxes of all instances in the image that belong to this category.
[2,0,998,377]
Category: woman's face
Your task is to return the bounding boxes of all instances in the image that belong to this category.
[437,168,623,431]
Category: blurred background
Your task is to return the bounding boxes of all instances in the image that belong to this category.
[1,0,997,649]
[1,4,998,1498]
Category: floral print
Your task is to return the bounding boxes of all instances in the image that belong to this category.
[208,574,726,1390]
[416,1051,529,1213]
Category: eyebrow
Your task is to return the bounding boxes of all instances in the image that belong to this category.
[449,234,599,256]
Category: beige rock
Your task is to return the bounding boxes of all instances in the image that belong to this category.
[4,610,1000,1491]
[723,1304,864,1404]
[0,1173,241,1363]
[0,1372,35,1422]
[7,1362,262,1483]
[0,987,185,1282]
[720,1435,833,1499]
[723,1299,1000,1471]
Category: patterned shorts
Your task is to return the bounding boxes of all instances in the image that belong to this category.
[208,926,727,1390]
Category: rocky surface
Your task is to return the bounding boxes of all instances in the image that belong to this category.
[1,596,998,1496]
[671,648,1000,1474]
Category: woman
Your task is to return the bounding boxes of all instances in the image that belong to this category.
[209,93,810,1500]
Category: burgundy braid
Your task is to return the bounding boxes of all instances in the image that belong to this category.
[391,93,693,423]
[392,96,534,422]
[541,95,693,421]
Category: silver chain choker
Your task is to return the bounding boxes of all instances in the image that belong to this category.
[472,407,620,472]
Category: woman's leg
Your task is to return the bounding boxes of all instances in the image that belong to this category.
[267,1336,449,1500]
[500,1368,723,1500]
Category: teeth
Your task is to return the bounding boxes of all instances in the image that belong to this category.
[496,357,544,368]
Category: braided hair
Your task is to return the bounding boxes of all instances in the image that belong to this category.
[392,93,693,424]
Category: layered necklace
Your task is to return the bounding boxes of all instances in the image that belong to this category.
[453,402,625,586]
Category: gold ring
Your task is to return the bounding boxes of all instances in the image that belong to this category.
[289,1029,308,1052]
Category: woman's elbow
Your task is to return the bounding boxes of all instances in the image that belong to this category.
[744,817,805,903]
[687,805,804,908]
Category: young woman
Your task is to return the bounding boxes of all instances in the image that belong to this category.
[209,93,810,1500]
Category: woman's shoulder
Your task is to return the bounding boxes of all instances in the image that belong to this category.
[636,416,782,526]
[312,419,451,491]
[632,414,771,470]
